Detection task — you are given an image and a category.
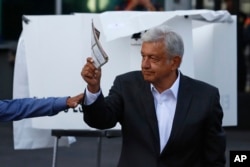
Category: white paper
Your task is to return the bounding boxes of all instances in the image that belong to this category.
[91,20,109,68]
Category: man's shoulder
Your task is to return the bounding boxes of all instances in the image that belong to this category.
[181,74,218,91]
[117,71,142,79]
[115,71,145,85]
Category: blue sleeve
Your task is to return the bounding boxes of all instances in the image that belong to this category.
[0,97,68,122]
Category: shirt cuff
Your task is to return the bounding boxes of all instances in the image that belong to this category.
[85,88,101,105]
[53,97,68,114]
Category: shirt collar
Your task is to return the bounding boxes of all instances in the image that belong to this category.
[151,70,180,99]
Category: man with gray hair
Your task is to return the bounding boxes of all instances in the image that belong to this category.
[81,25,226,167]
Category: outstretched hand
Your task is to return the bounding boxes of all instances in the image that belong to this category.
[66,93,84,108]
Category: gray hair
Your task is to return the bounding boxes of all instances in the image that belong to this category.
[141,25,184,58]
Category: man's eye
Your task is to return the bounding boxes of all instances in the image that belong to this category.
[150,57,159,62]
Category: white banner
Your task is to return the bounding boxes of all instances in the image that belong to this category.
[13,31,76,149]
[193,17,237,126]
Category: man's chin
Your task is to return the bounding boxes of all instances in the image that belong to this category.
[143,75,153,82]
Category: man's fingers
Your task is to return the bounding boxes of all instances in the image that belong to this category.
[82,65,95,78]
[87,57,94,64]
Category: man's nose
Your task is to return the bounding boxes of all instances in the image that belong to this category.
[142,58,150,68]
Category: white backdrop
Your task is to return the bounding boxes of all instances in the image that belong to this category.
[13,10,236,149]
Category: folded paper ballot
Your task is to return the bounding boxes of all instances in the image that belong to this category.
[91,20,108,68]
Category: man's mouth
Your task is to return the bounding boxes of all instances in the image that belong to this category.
[143,71,153,75]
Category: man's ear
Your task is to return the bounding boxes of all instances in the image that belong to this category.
[171,56,182,69]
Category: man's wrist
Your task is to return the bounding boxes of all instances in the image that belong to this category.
[87,85,100,93]
[66,96,78,108]
[66,97,71,108]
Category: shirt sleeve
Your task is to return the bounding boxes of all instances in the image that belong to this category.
[84,88,101,105]
[0,97,68,122]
